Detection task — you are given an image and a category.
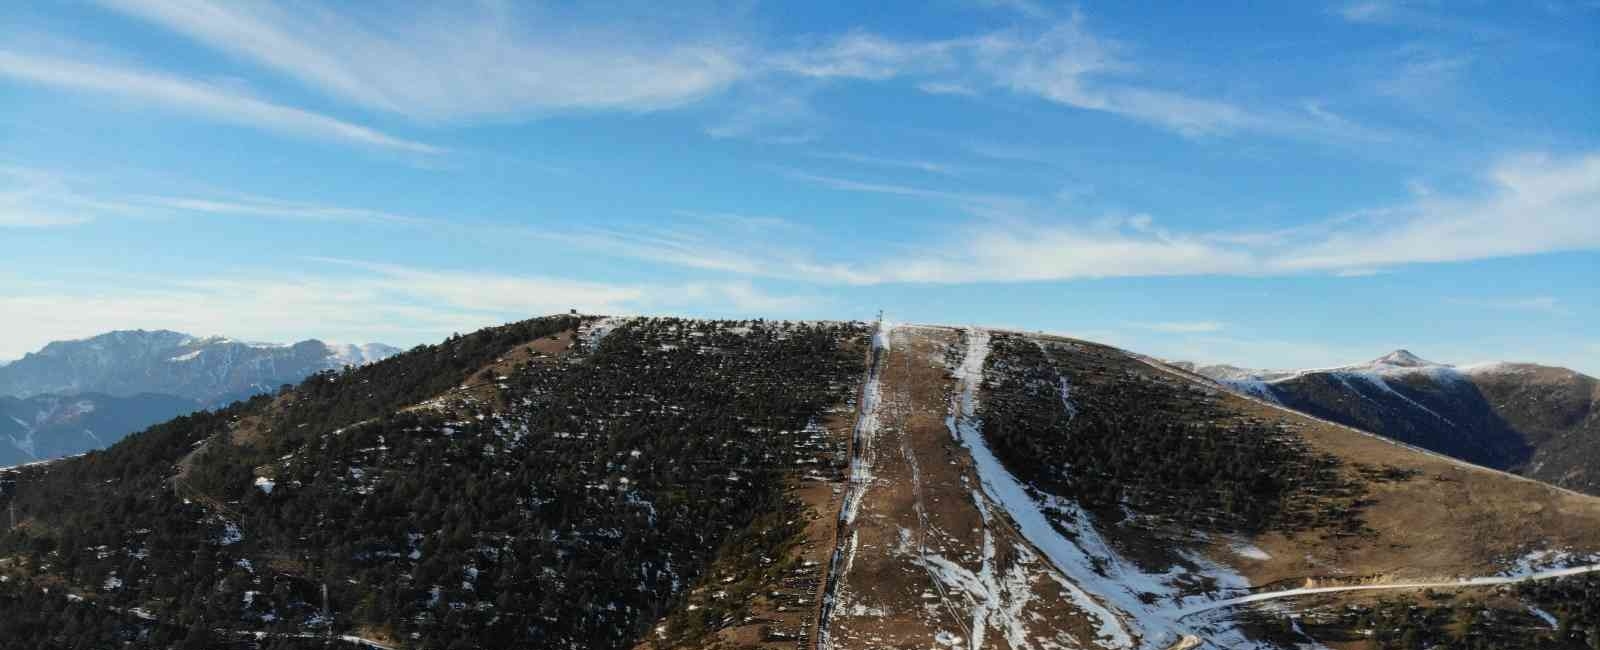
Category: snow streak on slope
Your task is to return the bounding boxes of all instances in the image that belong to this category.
[817,318,891,650]
[1179,556,1600,616]
[839,321,889,527]
[1133,353,1598,499]
[951,330,1272,649]
[914,326,1090,650]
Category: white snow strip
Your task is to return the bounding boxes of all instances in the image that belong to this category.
[1179,562,1600,616]
[956,331,1276,649]
[947,329,1134,648]
[1337,372,1457,428]
[817,318,893,650]
[1230,543,1272,561]
[1527,605,1559,629]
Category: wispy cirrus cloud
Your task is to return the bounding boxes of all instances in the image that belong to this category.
[1270,152,1600,270]
[763,13,1389,142]
[0,50,438,154]
[812,151,963,176]
[782,169,1025,217]
[365,151,1588,287]
[97,0,746,121]
[134,195,434,225]
[1333,0,1509,37]
[24,149,1592,292]
[0,167,441,228]
[700,151,1600,284]
[0,165,153,228]
[76,0,1391,145]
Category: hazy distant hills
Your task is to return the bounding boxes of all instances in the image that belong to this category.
[0,392,198,467]
[0,330,398,467]
[1179,350,1600,495]
[0,330,399,404]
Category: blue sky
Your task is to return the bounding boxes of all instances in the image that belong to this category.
[2,0,1597,374]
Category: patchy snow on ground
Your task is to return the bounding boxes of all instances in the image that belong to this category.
[951,329,1273,650]
[1527,605,1559,629]
[1219,379,1280,404]
[1181,552,1600,616]
[1229,542,1272,561]
[840,319,891,527]
[818,319,893,650]
[217,521,243,546]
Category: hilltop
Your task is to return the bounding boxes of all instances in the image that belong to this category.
[1,315,1597,649]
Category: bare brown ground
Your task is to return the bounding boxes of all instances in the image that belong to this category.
[823,326,1114,650]
[461,329,576,407]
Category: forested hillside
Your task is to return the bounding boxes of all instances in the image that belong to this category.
[3,318,1598,650]
[0,315,866,649]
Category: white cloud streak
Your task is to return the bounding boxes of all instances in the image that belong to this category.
[0,50,438,154]
[734,152,1600,284]
[0,165,146,228]
[135,195,434,225]
[88,0,1380,141]
[97,0,745,121]
[1271,153,1600,270]
[763,13,1383,141]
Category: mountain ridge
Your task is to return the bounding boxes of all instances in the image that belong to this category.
[1177,350,1600,495]
[2,316,1598,649]
[0,329,401,404]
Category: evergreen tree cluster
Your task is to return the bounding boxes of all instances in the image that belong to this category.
[976,333,1367,535]
[0,315,865,649]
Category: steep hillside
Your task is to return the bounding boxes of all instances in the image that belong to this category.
[796,327,1600,650]
[0,315,868,649]
[0,330,400,405]
[0,392,199,467]
[2,318,1598,650]
[1180,352,1600,495]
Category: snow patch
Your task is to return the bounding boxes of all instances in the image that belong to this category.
[953,330,1271,649]
[1230,543,1272,561]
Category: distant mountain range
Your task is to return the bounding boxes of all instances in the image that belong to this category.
[1177,350,1600,495]
[0,330,398,466]
[0,330,399,404]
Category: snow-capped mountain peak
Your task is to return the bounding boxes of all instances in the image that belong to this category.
[1367,349,1436,369]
